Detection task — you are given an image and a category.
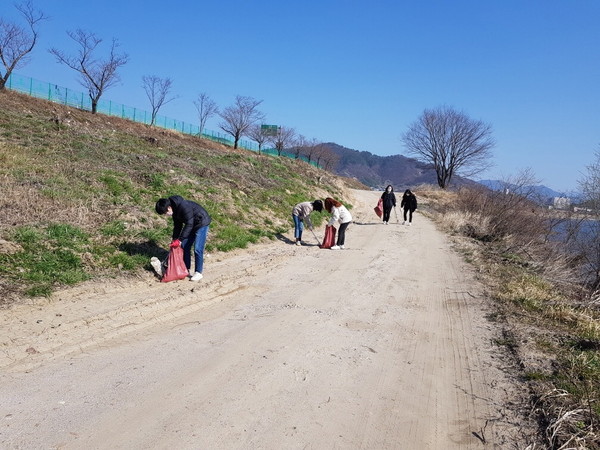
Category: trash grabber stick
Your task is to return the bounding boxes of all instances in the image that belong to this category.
[394,206,400,224]
[309,228,321,245]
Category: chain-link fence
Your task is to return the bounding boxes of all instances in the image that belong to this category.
[5,72,259,150]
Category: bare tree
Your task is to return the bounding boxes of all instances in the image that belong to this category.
[218,95,264,149]
[576,148,600,290]
[321,147,340,171]
[0,1,48,90]
[142,75,175,126]
[247,124,271,154]
[402,105,495,189]
[302,138,322,163]
[269,125,296,156]
[193,92,218,136]
[292,134,307,160]
[49,29,128,114]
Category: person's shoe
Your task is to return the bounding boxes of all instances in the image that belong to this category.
[190,272,203,281]
[340,245,345,249]
[330,245,340,250]
[296,240,302,246]
[408,222,412,226]
[150,257,162,276]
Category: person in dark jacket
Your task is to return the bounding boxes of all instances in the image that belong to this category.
[380,185,396,224]
[155,195,212,281]
[400,189,418,226]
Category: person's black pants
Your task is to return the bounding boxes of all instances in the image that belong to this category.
[383,207,392,222]
[403,208,413,222]
[337,222,350,246]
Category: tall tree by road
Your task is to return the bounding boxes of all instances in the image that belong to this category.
[402,106,495,189]
[218,95,264,149]
[0,1,47,90]
[142,75,175,126]
[49,29,128,114]
[193,93,218,136]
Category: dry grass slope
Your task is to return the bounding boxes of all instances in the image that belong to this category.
[0,90,364,302]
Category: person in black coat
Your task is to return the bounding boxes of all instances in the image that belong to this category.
[400,189,418,225]
[155,195,212,281]
[380,185,397,224]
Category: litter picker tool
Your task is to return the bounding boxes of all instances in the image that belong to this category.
[393,206,400,224]
[309,228,321,245]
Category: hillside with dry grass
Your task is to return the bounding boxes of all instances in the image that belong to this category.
[0,90,365,302]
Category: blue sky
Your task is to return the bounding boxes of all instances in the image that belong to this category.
[3,0,599,192]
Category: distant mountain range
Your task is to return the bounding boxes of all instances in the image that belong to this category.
[325,142,580,201]
[325,143,473,190]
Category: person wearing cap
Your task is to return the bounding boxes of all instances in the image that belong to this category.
[155,195,212,281]
[292,199,323,246]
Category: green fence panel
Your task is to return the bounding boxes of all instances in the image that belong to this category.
[5,72,319,167]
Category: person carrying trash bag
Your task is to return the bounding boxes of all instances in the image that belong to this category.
[292,199,323,246]
[400,189,418,226]
[153,195,212,281]
[380,184,396,224]
[324,197,352,250]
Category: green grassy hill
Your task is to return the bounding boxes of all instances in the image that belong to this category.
[0,91,363,302]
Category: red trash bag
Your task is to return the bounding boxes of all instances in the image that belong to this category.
[320,225,337,249]
[374,198,383,218]
[161,246,189,282]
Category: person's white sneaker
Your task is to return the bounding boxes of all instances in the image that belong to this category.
[408,222,412,226]
[340,245,345,249]
[330,245,340,250]
[296,240,302,246]
[190,272,203,281]
[150,257,162,276]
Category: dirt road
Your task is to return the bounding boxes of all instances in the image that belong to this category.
[0,189,527,449]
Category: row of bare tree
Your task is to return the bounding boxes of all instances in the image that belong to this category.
[0,2,342,169]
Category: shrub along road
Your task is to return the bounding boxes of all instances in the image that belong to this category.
[0,189,532,448]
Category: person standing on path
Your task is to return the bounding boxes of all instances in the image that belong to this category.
[400,189,418,225]
[155,195,212,281]
[324,197,352,250]
[292,200,323,246]
[380,185,396,224]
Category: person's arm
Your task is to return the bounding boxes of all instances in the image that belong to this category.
[305,215,313,230]
[175,203,195,240]
[328,207,340,226]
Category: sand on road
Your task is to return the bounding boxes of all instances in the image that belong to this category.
[0,189,528,449]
